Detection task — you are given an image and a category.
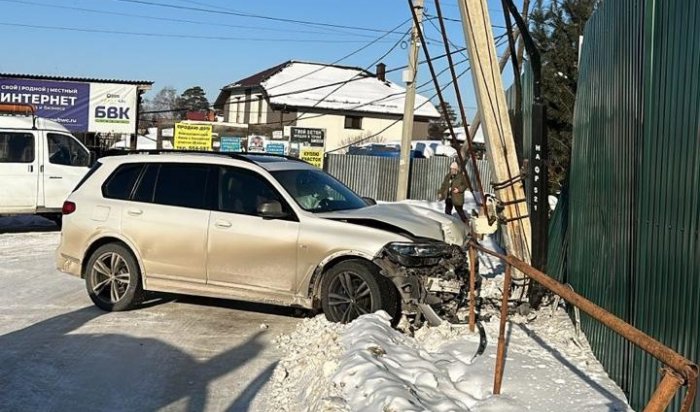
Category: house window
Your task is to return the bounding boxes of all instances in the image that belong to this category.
[257,95,263,123]
[235,97,242,124]
[344,115,362,130]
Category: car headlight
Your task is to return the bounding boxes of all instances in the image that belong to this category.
[385,241,451,267]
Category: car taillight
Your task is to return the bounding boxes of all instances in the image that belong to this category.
[62,201,76,215]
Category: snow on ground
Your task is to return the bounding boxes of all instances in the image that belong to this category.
[263,198,632,411]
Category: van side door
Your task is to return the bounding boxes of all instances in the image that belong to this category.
[0,130,39,213]
[42,132,91,209]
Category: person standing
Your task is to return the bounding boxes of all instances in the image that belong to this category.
[438,162,468,222]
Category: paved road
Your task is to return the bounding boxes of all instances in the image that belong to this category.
[0,224,301,412]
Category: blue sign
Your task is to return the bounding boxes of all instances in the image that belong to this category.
[220,136,242,152]
[0,78,90,132]
[265,142,286,155]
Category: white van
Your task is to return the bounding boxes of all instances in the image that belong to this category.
[0,106,92,222]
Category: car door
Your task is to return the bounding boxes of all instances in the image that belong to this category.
[0,130,39,212]
[120,163,213,284]
[43,132,90,209]
[206,166,299,292]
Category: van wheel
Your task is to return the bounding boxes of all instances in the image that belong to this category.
[321,260,397,324]
[85,244,144,311]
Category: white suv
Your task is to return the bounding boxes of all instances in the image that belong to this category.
[56,152,470,324]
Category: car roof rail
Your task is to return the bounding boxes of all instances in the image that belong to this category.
[100,149,308,164]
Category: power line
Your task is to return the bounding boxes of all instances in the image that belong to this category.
[110,0,407,35]
[326,64,472,153]
[264,19,412,93]
[0,0,382,38]
[0,21,397,43]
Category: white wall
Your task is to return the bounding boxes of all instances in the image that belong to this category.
[296,113,410,151]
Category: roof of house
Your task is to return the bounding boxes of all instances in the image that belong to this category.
[0,73,153,87]
[214,61,440,119]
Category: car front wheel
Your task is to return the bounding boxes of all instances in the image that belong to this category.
[85,243,144,311]
[321,260,395,324]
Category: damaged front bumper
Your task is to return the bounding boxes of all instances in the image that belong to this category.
[373,240,479,325]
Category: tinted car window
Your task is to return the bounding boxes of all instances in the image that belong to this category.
[102,163,144,200]
[132,164,158,203]
[153,164,211,209]
[218,166,292,218]
[0,132,34,163]
[47,133,89,167]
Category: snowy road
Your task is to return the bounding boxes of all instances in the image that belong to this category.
[0,228,300,412]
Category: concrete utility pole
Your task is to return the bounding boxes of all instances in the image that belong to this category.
[396,0,424,201]
[457,0,532,265]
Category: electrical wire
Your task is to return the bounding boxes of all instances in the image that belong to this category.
[110,0,407,35]
[0,21,393,43]
[0,0,381,38]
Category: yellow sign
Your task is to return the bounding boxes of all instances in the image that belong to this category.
[300,147,324,168]
[174,123,212,151]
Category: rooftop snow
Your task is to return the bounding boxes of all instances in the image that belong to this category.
[258,62,440,118]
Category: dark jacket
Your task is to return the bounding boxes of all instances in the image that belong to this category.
[438,172,468,206]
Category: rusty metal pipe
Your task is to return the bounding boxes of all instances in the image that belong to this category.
[469,246,477,332]
[644,369,685,412]
[680,366,698,412]
[493,264,512,395]
[468,239,698,405]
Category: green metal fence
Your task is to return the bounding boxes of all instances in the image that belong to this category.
[560,0,700,410]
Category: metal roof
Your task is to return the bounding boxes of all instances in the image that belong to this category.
[0,73,153,87]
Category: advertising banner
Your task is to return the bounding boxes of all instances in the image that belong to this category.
[300,147,324,168]
[247,135,266,153]
[0,78,89,131]
[290,127,325,147]
[88,83,137,134]
[220,136,242,152]
[0,78,139,133]
[174,123,212,150]
[265,142,286,155]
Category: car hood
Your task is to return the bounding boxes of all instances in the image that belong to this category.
[316,203,466,245]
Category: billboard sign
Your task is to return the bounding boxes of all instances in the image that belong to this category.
[290,127,325,147]
[0,78,89,131]
[220,136,242,152]
[174,123,212,151]
[300,147,324,168]
[0,78,138,133]
[265,142,286,155]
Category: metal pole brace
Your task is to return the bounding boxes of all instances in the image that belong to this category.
[491,174,525,190]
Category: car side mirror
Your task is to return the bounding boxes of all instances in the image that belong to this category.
[362,197,377,206]
[258,200,287,219]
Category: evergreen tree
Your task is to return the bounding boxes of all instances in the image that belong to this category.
[530,0,598,191]
[177,86,210,117]
[428,101,459,139]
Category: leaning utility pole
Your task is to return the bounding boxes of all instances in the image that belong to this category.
[457,0,532,265]
[396,0,424,201]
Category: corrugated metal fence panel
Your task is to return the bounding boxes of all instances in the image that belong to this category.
[325,154,493,202]
[568,0,644,397]
[409,157,451,201]
[632,0,700,409]
[546,185,568,283]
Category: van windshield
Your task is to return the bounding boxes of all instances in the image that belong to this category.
[271,169,367,213]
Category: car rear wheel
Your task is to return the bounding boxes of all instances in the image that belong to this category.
[321,260,397,324]
[85,243,144,311]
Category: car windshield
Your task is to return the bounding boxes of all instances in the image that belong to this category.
[271,169,367,213]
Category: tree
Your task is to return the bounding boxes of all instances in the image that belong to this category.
[144,86,180,122]
[428,101,459,139]
[530,0,598,191]
[177,86,210,117]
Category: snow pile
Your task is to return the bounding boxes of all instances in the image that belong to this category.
[266,316,349,412]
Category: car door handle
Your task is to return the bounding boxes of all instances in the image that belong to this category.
[214,220,232,229]
[48,176,63,179]
[28,165,33,172]
[127,208,143,216]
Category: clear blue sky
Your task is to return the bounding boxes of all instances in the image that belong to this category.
[0,0,520,117]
